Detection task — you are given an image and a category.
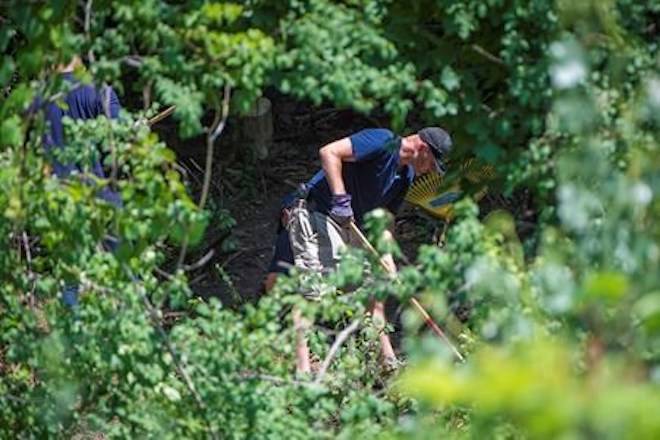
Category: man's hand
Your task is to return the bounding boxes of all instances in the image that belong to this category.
[330,193,354,226]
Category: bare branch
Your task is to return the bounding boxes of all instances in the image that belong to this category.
[122,55,144,68]
[237,372,318,388]
[182,249,215,272]
[315,318,362,383]
[199,84,231,210]
[84,0,95,63]
[22,231,36,308]
[176,84,231,271]
[148,105,176,126]
[470,43,506,66]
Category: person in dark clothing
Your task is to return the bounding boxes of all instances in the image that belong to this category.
[42,56,123,306]
[43,56,122,207]
[265,126,452,373]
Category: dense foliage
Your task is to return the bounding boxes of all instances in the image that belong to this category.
[1,0,659,438]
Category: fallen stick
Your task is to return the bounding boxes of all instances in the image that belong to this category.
[348,221,465,362]
[315,318,362,383]
[148,105,176,126]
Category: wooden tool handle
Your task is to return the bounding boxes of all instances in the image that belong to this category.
[148,105,176,126]
[348,221,465,362]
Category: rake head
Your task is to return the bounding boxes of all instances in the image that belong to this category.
[405,158,496,221]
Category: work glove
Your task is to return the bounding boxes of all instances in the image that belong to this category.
[329,193,354,227]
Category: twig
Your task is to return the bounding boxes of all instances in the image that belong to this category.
[315,318,362,383]
[101,86,118,190]
[199,84,231,211]
[416,23,504,68]
[188,157,205,174]
[176,84,230,271]
[219,245,271,269]
[173,161,189,180]
[123,55,144,68]
[220,249,245,268]
[22,231,35,308]
[142,80,152,110]
[182,249,215,272]
[188,272,208,286]
[175,238,189,273]
[470,43,506,66]
[154,267,175,280]
[148,105,176,126]
[238,372,318,388]
[84,0,95,63]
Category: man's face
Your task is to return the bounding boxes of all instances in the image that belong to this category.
[411,136,437,175]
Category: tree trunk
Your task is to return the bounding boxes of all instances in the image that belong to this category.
[240,97,273,159]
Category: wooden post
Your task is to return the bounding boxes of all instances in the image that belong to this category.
[241,97,273,159]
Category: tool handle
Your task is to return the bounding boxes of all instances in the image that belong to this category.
[409,297,465,362]
[148,105,176,126]
[348,221,465,362]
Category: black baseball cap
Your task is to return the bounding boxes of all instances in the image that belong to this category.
[418,127,452,173]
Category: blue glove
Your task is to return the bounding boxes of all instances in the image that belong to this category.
[330,194,354,226]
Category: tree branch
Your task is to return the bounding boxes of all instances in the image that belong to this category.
[182,248,215,272]
[102,86,118,191]
[148,105,176,126]
[199,84,231,211]
[21,231,36,309]
[84,0,95,63]
[315,318,362,383]
[470,43,506,66]
[122,55,144,68]
[238,372,318,388]
[176,84,231,271]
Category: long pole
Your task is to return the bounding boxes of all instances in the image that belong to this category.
[148,105,176,126]
[348,221,465,362]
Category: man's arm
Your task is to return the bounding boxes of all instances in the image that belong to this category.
[318,137,355,195]
[98,86,121,119]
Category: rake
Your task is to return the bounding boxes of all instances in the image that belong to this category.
[405,158,496,221]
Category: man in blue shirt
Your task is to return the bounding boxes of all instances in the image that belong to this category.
[41,56,123,306]
[265,126,452,373]
[43,56,122,207]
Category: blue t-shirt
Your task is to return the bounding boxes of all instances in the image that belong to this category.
[43,72,122,205]
[306,128,415,223]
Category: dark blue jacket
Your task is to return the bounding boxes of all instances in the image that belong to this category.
[43,72,122,205]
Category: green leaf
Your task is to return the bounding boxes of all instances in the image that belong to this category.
[633,293,660,333]
[0,115,23,147]
[583,272,629,303]
[440,66,460,91]
[0,56,15,86]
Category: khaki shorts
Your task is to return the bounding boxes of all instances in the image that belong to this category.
[286,199,357,299]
